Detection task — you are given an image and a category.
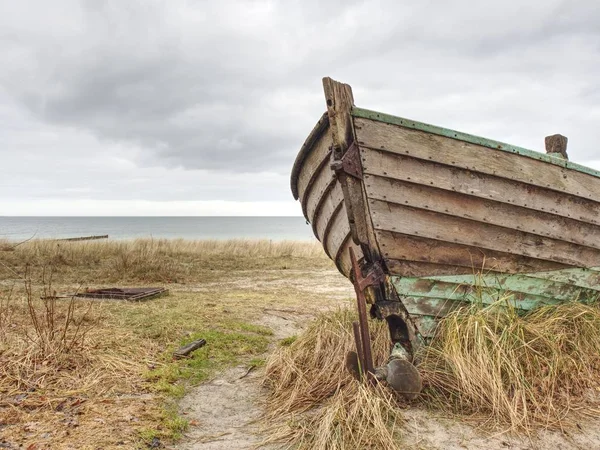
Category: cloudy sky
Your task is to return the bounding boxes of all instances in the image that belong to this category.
[1,0,600,216]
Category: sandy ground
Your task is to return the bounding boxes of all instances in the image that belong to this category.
[172,270,600,450]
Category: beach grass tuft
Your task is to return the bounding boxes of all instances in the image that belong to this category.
[262,298,600,447]
[419,298,600,431]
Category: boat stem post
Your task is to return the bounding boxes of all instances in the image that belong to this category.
[349,247,375,383]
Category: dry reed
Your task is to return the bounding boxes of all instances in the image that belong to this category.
[263,309,404,449]
[263,299,600,448]
[418,299,600,431]
[0,238,328,283]
[0,270,161,448]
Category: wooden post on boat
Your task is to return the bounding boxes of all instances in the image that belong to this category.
[545,134,569,160]
[323,77,381,263]
[322,78,354,157]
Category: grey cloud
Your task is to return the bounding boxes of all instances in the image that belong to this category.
[1,0,600,210]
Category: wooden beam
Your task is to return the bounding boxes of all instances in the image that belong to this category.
[322,77,355,155]
[545,134,569,160]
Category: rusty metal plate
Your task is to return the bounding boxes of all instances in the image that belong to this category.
[75,287,168,301]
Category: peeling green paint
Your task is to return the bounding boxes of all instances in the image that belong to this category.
[390,267,600,338]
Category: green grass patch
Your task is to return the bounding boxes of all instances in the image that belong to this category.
[279,335,297,346]
[145,328,270,396]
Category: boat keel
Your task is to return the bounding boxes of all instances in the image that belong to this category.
[348,248,423,399]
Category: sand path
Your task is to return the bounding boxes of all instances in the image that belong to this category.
[173,272,600,450]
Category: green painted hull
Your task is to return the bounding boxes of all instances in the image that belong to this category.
[390,267,600,338]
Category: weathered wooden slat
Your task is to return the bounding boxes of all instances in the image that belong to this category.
[393,277,562,307]
[371,199,600,268]
[304,160,336,224]
[384,259,480,277]
[421,272,600,302]
[365,174,600,250]
[411,315,438,338]
[361,148,600,226]
[314,184,345,247]
[291,113,329,200]
[400,296,463,318]
[324,203,351,264]
[355,117,600,202]
[522,267,600,290]
[377,230,568,276]
[323,78,354,154]
[296,131,331,207]
[335,234,364,277]
[352,106,600,181]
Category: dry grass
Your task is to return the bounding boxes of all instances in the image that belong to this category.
[419,299,600,431]
[0,239,338,449]
[0,238,328,284]
[263,299,600,448]
[265,381,404,450]
[263,309,405,449]
[0,281,160,449]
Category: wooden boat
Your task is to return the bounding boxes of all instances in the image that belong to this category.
[291,78,600,383]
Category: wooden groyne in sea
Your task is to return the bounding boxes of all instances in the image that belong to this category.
[57,235,109,242]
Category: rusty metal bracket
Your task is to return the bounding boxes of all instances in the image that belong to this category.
[349,247,375,382]
[355,261,385,293]
[331,141,363,179]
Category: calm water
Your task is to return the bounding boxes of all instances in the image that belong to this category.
[0,217,314,241]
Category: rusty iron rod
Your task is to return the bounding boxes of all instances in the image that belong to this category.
[352,321,365,381]
[349,247,375,381]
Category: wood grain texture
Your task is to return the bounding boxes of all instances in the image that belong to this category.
[545,134,569,160]
[304,160,336,224]
[370,199,600,268]
[324,202,352,265]
[364,174,600,250]
[377,229,568,276]
[323,77,354,153]
[355,117,600,201]
[296,131,331,204]
[314,184,345,252]
[361,148,600,225]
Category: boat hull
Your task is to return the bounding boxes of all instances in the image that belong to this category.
[291,78,600,341]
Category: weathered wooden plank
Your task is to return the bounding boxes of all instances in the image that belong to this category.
[384,259,485,276]
[296,131,331,207]
[364,174,600,250]
[324,203,351,263]
[371,199,600,267]
[304,160,336,224]
[361,149,600,226]
[411,315,439,338]
[355,117,600,202]
[323,77,354,155]
[522,267,600,291]
[323,78,379,258]
[377,230,568,276]
[400,296,463,318]
[422,272,600,302]
[314,184,345,247]
[393,277,562,307]
[352,107,600,180]
[336,235,364,278]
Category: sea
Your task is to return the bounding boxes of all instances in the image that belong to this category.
[0,217,315,242]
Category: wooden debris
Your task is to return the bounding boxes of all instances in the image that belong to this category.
[173,339,206,359]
